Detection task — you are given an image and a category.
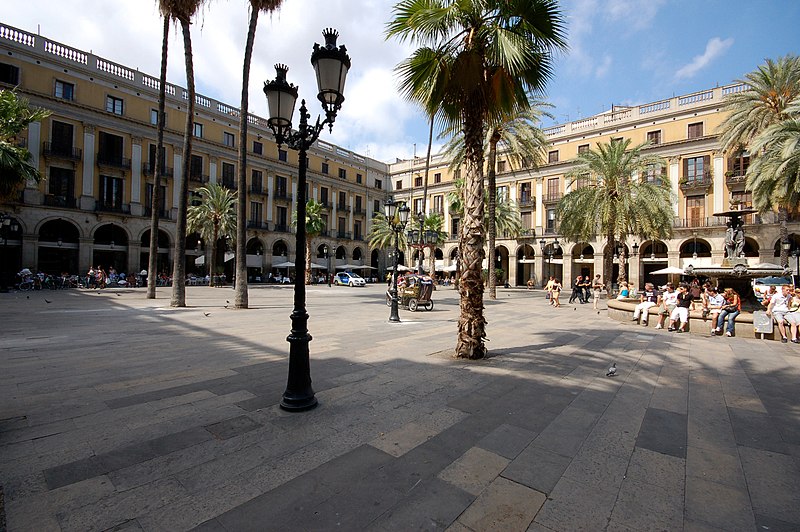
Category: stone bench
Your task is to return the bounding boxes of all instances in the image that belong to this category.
[607,298,780,340]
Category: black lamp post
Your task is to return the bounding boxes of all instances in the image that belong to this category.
[324,244,332,287]
[793,249,800,279]
[408,212,437,276]
[1,216,19,292]
[385,199,410,322]
[263,28,351,412]
[782,240,791,268]
[539,238,560,280]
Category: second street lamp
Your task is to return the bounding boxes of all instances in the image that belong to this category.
[263,28,351,412]
[385,199,410,322]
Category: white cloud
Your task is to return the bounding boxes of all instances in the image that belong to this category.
[606,0,667,31]
[675,37,734,80]
[595,55,612,78]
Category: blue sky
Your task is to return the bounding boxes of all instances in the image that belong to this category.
[5,0,799,162]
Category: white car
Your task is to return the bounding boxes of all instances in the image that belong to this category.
[334,272,366,287]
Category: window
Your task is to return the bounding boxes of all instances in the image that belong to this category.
[686,196,705,226]
[253,141,263,155]
[339,168,347,179]
[433,195,444,213]
[355,196,363,213]
[687,122,704,139]
[48,167,75,203]
[521,211,532,230]
[546,208,557,232]
[276,206,288,228]
[278,149,288,162]
[643,164,664,183]
[396,179,403,190]
[574,174,590,190]
[578,144,589,154]
[454,169,461,180]
[375,179,382,190]
[434,172,442,184]
[338,217,346,236]
[148,144,166,172]
[250,201,263,223]
[320,187,329,205]
[498,186,508,201]
[451,218,460,238]
[373,199,380,216]
[55,80,74,100]
[106,95,123,115]
[51,121,74,153]
[276,175,288,197]
[414,175,423,187]
[519,182,532,203]
[646,130,661,145]
[354,221,362,240]
[611,137,623,145]
[356,173,362,184]
[729,152,750,177]
[546,177,560,200]
[150,109,159,126]
[145,183,167,215]
[193,122,203,138]
[98,131,124,165]
[221,162,236,189]
[338,191,347,209]
[0,63,20,85]
[548,150,559,163]
[251,169,263,192]
[223,132,235,147]
[683,156,710,183]
[99,175,124,210]
[521,157,532,168]
[497,161,506,173]
[414,198,423,213]
[190,155,203,180]
[322,162,329,174]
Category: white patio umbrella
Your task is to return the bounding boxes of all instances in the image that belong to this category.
[650,266,685,275]
[271,261,295,268]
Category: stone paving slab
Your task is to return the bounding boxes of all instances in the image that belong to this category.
[2,285,800,530]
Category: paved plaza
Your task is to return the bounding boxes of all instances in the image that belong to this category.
[1,284,800,531]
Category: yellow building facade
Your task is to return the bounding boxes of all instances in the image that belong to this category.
[0,23,391,281]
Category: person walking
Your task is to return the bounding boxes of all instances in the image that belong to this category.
[591,274,604,310]
[551,278,562,308]
[569,275,584,304]
[544,276,555,305]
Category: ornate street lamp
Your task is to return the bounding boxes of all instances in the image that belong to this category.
[408,212,437,275]
[385,199,410,322]
[539,238,560,280]
[263,29,351,412]
[323,244,332,287]
[1,216,19,292]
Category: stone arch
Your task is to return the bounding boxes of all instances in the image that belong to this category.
[272,239,289,257]
[679,238,712,258]
[743,237,759,258]
[37,218,81,274]
[352,247,363,261]
[335,245,346,260]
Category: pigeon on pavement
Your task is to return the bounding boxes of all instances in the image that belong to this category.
[203,312,210,317]
[44,298,52,304]
[606,363,617,377]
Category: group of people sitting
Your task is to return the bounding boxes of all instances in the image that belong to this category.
[630,281,800,341]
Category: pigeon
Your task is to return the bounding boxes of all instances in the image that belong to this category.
[606,363,617,377]
[203,312,210,317]
[224,304,228,309]
[44,298,52,304]
[116,292,121,296]
[26,295,29,299]
[226,300,230,304]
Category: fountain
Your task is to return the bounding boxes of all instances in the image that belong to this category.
[684,207,790,309]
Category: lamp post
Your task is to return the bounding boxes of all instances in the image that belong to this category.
[539,238,560,280]
[1,216,19,292]
[782,240,791,268]
[793,249,800,279]
[385,199,410,322]
[324,244,332,287]
[263,28,351,412]
[408,212,437,276]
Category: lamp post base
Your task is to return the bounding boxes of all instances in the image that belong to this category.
[280,393,318,412]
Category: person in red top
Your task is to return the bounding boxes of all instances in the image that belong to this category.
[713,288,741,337]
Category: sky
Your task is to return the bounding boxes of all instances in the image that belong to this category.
[5,1,799,164]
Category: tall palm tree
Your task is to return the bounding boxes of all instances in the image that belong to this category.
[170,0,206,307]
[234,0,284,309]
[556,139,673,287]
[147,5,172,300]
[446,179,524,237]
[717,54,800,267]
[0,90,50,201]
[442,103,552,298]
[291,199,326,285]
[187,183,237,287]
[387,0,566,359]
[746,97,800,227]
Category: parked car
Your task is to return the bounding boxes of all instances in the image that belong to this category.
[334,272,366,287]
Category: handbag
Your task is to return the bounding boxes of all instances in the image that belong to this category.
[723,305,737,312]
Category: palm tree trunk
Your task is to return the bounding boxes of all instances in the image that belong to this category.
[779,206,789,267]
[171,18,195,307]
[604,231,615,294]
[455,107,487,360]
[234,7,259,309]
[305,237,312,285]
[147,15,169,299]
[210,226,219,288]
[420,116,434,275]
[486,131,500,299]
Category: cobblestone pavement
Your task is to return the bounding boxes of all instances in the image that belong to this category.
[1,284,799,531]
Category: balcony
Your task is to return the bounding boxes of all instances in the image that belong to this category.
[354,207,366,216]
[337,231,352,240]
[247,221,269,230]
[97,154,132,169]
[544,224,559,235]
[319,200,332,210]
[142,163,174,177]
[353,234,364,241]
[518,196,535,208]
[95,202,130,214]
[250,184,267,195]
[42,142,82,161]
[274,224,291,233]
[672,216,727,229]
[679,174,713,193]
[221,179,237,190]
[542,192,562,204]
[43,194,77,208]
[725,171,747,189]
[518,228,536,239]
[144,207,170,219]
[189,173,209,184]
[337,204,351,212]
[274,190,292,201]
[319,229,329,237]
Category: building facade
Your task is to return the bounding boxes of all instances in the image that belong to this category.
[0,23,391,281]
[390,87,800,288]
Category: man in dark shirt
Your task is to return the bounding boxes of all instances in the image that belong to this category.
[579,276,592,304]
[569,275,585,304]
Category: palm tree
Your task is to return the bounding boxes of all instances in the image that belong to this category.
[442,103,552,298]
[746,97,800,227]
[387,0,566,359]
[368,212,408,251]
[556,139,673,287]
[0,90,50,201]
[187,184,237,287]
[147,4,172,300]
[234,0,284,309]
[717,55,800,267]
[291,199,325,285]
[170,0,206,307]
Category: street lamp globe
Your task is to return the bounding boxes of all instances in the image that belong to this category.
[311,28,351,122]
[263,64,298,144]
